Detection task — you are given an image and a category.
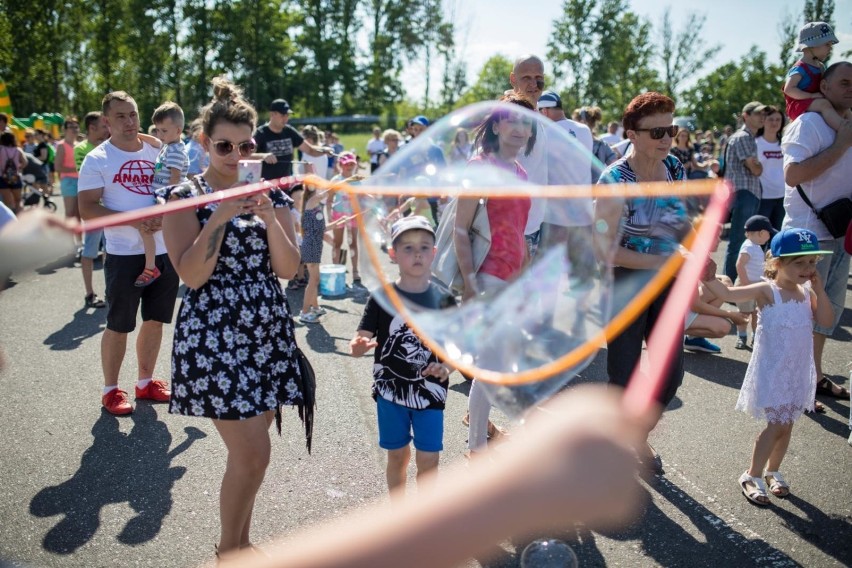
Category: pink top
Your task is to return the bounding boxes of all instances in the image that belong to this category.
[59,140,79,178]
[467,154,530,281]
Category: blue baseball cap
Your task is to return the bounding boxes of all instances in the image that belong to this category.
[770,227,831,257]
[537,90,562,109]
[409,115,430,127]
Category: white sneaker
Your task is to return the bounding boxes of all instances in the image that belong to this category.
[298,311,321,324]
[311,306,327,316]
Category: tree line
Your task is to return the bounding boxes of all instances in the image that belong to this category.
[0,0,842,131]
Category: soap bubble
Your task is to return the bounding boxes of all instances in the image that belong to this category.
[520,539,579,568]
[343,101,715,418]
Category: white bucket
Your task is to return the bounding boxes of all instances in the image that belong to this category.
[319,264,347,297]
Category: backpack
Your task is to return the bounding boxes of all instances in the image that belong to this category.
[717,142,729,178]
[3,151,19,185]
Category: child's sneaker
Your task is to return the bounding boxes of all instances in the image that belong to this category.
[735,336,750,350]
[684,336,721,353]
[134,266,161,287]
[298,311,321,324]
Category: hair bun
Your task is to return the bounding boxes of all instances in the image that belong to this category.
[211,76,243,103]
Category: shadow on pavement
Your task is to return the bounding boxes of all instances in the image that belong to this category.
[770,494,852,565]
[35,254,75,276]
[683,351,748,390]
[43,307,106,350]
[599,478,799,567]
[29,404,205,554]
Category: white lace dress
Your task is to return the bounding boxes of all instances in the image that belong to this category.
[736,282,816,423]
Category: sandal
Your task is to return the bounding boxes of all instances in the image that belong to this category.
[763,471,790,498]
[739,471,770,506]
[816,376,850,400]
[85,293,106,308]
[286,280,301,291]
[134,266,161,287]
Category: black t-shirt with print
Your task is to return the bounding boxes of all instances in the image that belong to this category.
[253,123,304,180]
[358,281,457,410]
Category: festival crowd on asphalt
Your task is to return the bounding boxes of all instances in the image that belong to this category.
[0,20,850,568]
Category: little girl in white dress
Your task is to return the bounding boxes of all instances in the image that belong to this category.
[704,227,833,506]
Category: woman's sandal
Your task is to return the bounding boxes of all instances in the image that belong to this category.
[763,471,790,498]
[816,376,850,400]
[739,471,770,506]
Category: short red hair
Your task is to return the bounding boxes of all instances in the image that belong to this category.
[622,92,675,131]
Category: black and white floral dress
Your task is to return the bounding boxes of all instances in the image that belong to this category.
[162,178,305,421]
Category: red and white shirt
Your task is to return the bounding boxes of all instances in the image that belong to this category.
[78,140,162,255]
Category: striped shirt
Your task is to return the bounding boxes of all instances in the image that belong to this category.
[152,141,189,190]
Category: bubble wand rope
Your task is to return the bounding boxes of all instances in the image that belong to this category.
[621,180,729,420]
[71,176,307,234]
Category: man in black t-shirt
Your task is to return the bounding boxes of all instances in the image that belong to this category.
[254,99,331,180]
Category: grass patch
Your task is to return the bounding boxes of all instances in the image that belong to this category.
[336,132,372,160]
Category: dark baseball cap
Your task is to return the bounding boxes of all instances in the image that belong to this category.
[537,90,562,109]
[270,99,291,114]
[744,215,777,235]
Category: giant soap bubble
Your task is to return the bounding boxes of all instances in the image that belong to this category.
[335,101,716,418]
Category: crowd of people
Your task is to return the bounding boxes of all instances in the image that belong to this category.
[0,19,850,568]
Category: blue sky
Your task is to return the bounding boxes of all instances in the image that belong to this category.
[401,0,852,102]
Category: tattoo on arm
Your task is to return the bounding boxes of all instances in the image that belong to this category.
[206,224,226,261]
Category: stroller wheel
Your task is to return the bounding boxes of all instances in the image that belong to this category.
[45,199,57,212]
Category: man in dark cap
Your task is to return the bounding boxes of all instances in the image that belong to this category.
[254,98,331,181]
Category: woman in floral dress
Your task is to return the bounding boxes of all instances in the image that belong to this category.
[160,77,307,561]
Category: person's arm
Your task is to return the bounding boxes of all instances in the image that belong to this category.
[691,294,749,325]
[784,121,852,186]
[809,272,834,328]
[702,277,770,305]
[453,197,480,301]
[249,192,301,280]
[138,133,162,149]
[299,140,332,157]
[735,252,750,286]
[162,194,252,289]
[743,156,762,176]
[783,73,823,101]
[349,330,377,356]
[16,148,27,171]
[230,385,641,568]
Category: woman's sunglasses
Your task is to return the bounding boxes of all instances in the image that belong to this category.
[211,139,257,157]
[633,125,679,140]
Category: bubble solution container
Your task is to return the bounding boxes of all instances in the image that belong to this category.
[319,264,347,297]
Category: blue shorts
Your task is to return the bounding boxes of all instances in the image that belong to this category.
[81,228,103,259]
[60,177,78,197]
[376,396,443,452]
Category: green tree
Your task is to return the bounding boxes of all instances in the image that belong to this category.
[454,55,513,108]
[680,47,784,129]
[548,0,663,120]
[657,7,720,101]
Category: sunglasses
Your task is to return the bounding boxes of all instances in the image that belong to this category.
[633,125,679,140]
[211,138,257,157]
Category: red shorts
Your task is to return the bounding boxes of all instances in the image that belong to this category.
[786,98,813,122]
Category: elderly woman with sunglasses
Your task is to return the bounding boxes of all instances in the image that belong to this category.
[159,77,310,562]
[595,92,693,475]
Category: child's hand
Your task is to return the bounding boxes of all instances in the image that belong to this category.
[728,311,750,326]
[809,270,826,292]
[349,335,377,356]
[422,363,450,382]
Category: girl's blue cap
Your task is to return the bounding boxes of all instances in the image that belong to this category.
[770,227,832,257]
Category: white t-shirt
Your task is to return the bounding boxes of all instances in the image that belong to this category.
[737,238,765,283]
[78,140,164,255]
[755,136,786,200]
[519,126,549,235]
[543,118,594,227]
[601,132,621,146]
[782,113,852,240]
[302,151,329,179]
[611,138,632,158]
[367,138,386,165]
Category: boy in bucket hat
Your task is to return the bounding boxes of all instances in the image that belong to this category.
[783,21,851,129]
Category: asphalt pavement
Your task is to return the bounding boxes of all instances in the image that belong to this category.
[0,206,849,567]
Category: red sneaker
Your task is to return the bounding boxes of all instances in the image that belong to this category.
[102,389,133,415]
[135,379,171,402]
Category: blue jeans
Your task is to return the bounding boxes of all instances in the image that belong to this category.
[724,190,760,283]
[758,198,785,232]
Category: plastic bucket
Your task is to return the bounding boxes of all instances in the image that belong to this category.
[319,264,347,297]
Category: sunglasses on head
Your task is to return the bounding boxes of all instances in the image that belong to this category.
[211,138,257,157]
[633,125,679,140]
